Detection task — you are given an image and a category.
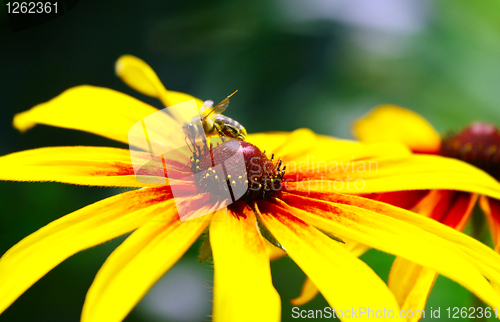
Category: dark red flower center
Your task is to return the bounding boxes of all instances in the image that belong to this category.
[440,122,500,179]
[192,140,286,203]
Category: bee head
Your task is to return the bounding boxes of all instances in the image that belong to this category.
[181,123,198,139]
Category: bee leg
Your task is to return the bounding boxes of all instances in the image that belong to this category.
[214,123,226,141]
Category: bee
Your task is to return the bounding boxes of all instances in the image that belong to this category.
[182,90,247,142]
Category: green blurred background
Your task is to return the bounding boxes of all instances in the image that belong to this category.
[1,0,500,321]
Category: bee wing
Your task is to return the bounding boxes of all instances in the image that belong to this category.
[199,100,214,118]
[201,100,214,109]
[201,99,229,121]
[201,90,238,120]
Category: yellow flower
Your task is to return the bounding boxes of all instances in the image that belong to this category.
[351,105,500,319]
[1,57,500,322]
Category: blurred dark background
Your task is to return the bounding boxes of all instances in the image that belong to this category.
[1,0,500,321]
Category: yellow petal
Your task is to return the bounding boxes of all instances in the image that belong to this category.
[257,201,401,321]
[270,129,403,163]
[377,194,500,292]
[248,129,322,163]
[290,277,318,306]
[82,199,211,322]
[385,192,478,318]
[0,186,174,315]
[479,196,500,252]
[13,85,179,149]
[210,203,281,322]
[246,131,290,154]
[307,191,500,296]
[272,128,321,158]
[479,196,500,294]
[249,129,411,167]
[290,238,369,306]
[115,55,167,98]
[285,154,500,200]
[0,146,169,187]
[352,105,441,153]
[263,238,287,261]
[115,55,204,122]
[388,257,437,322]
[277,192,500,309]
[347,241,370,257]
[306,140,411,164]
